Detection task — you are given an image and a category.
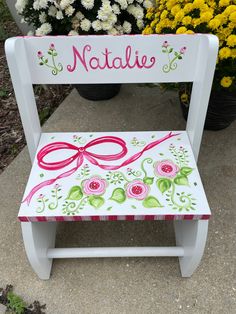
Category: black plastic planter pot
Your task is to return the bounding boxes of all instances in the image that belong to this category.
[75,83,121,101]
[180,89,236,131]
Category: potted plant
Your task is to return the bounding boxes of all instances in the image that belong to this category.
[15,0,153,100]
[143,0,236,130]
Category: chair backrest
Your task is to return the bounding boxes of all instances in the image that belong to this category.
[5,34,218,161]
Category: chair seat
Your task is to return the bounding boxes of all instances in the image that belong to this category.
[18,131,211,222]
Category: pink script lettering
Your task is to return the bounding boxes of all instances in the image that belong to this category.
[67,45,156,72]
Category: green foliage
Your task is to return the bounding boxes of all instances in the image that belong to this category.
[142,196,163,208]
[7,292,26,314]
[66,186,83,201]
[110,188,126,203]
[157,178,172,194]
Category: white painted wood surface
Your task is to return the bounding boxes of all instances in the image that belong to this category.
[5,34,218,279]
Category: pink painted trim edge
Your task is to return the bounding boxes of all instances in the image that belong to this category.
[18,214,211,222]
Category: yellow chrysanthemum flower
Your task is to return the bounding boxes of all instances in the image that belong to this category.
[227,34,236,47]
[208,18,221,29]
[166,0,177,10]
[143,27,153,35]
[180,93,189,102]
[220,76,233,88]
[219,47,231,59]
[193,0,205,9]
[185,30,195,34]
[219,0,230,7]
[175,10,185,21]
[183,3,194,14]
[160,10,168,20]
[229,12,236,23]
[200,11,213,22]
[231,49,236,58]
[182,16,192,25]
[224,5,236,16]
[176,26,187,34]
[171,4,181,16]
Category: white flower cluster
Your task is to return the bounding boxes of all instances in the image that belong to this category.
[16,0,154,36]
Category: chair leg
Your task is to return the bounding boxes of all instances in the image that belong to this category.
[21,222,57,280]
[174,220,208,277]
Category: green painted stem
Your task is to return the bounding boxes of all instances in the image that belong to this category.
[141,158,153,178]
[170,183,192,211]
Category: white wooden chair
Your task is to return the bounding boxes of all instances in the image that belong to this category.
[5,34,218,279]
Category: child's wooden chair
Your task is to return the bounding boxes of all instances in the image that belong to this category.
[5,34,218,279]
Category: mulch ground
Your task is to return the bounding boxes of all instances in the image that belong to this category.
[0,17,72,174]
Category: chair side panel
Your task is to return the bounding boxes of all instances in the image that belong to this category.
[23,34,201,84]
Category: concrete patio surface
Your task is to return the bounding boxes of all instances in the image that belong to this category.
[0,85,235,314]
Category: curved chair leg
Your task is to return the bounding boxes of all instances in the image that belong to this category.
[174,220,208,277]
[21,222,57,280]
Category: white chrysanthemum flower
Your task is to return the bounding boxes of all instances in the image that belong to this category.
[136,18,144,29]
[108,27,119,35]
[27,30,34,36]
[35,22,52,36]
[75,11,84,20]
[127,4,144,19]
[97,1,113,21]
[136,0,144,3]
[39,12,47,23]
[143,0,153,8]
[123,21,132,33]
[56,10,64,19]
[111,4,120,15]
[81,0,94,10]
[127,0,134,4]
[115,0,128,10]
[102,21,113,31]
[107,13,117,24]
[33,0,49,10]
[80,19,91,31]
[65,5,75,16]
[92,20,102,31]
[21,18,26,24]
[68,30,78,35]
[15,0,27,13]
[48,5,57,17]
[60,0,75,10]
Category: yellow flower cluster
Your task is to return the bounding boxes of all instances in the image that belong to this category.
[143,0,236,89]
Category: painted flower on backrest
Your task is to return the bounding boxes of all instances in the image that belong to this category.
[126,180,149,200]
[154,160,180,178]
[82,176,107,195]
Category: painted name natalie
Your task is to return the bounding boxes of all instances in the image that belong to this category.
[67,45,156,72]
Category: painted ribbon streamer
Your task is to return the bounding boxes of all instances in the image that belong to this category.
[23,132,179,205]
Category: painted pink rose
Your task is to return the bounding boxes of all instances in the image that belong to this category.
[180,47,187,54]
[37,51,43,58]
[126,180,149,200]
[49,43,55,50]
[162,41,169,48]
[154,160,179,178]
[82,176,107,195]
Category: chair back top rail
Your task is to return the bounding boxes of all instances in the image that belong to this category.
[6,34,216,84]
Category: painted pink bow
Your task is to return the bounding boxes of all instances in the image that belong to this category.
[23,132,179,205]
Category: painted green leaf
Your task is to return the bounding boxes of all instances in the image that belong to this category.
[66,186,83,200]
[110,188,126,203]
[180,167,193,176]
[88,196,104,209]
[143,177,154,185]
[143,196,163,208]
[157,178,172,194]
[174,175,189,186]
[39,62,44,65]
[169,48,173,53]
